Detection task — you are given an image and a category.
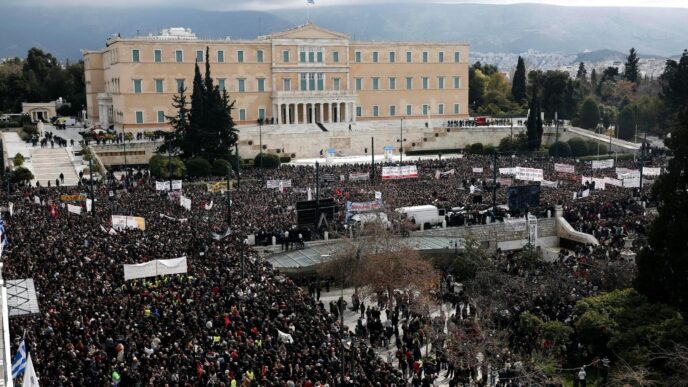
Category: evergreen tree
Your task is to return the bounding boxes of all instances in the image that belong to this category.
[578,98,600,130]
[576,62,587,82]
[526,85,543,150]
[590,68,598,91]
[635,50,688,315]
[161,87,190,155]
[624,47,641,85]
[167,47,237,162]
[511,56,527,105]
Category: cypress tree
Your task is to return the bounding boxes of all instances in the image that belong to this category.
[511,56,527,104]
[526,85,543,150]
[624,47,640,85]
[168,47,238,162]
[590,68,598,91]
[576,62,587,82]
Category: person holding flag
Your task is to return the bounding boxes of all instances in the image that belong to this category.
[11,337,40,386]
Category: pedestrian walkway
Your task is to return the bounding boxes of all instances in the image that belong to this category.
[319,288,455,386]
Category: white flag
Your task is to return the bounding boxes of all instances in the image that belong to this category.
[307,187,312,201]
[375,191,382,200]
[22,353,40,387]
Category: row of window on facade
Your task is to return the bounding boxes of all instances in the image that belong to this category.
[129,47,462,64]
[124,75,463,94]
[129,103,461,124]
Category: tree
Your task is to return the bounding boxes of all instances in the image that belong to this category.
[590,68,598,91]
[635,51,688,316]
[185,157,212,177]
[567,137,588,157]
[161,88,190,155]
[11,167,33,185]
[578,98,600,130]
[212,159,231,176]
[576,62,587,82]
[511,56,527,104]
[254,153,280,169]
[526,85,543,150]
[625,47,641,85]
[548,141,571,157]
[149,154,185,178]
[13,153,24,167]
[617,105,636,140]
[166,47,237,162]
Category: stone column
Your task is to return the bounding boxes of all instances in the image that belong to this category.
[318,103,324,123]
[274,104,279,124]
[287,103,292,125]
[352,102,357,122]
[302,103,307,124]
[310,103,316,123]
[337,102,343,123]
[330,103,335,123]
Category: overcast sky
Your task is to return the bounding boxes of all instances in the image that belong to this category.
[6,0,688,10]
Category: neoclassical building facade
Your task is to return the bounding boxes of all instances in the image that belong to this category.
[83,23,469,131]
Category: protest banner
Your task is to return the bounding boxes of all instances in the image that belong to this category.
[541,180,558,188]
[67,204,82,215]
[60,194,87,202]
[155,180,182,191]
[267,180,292,189]
[349,172,370,182]
[123,257,187,281]
[643,167,661,176]
[515,167,544,182]
[207,181,229,193]
[180,196,191,211]
[472,167,483,174]
[604,177,623,187]
[346,200,384,213]
[381,165,418,180]
[554,163,575,174]
[499,167,517,175]
[592,178,606,190]
[592,159,614,169]
[111,215,146,231]
[434,169,455,179]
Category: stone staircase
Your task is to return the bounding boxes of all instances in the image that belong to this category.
[29,147,81,187]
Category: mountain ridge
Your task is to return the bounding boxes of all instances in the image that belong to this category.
[1,3,687,61]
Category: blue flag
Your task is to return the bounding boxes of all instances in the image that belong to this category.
[11,338,27,379]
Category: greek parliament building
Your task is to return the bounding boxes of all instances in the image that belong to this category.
[83,23,469,131]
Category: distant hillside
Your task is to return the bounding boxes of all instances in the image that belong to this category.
[1,3,687,60]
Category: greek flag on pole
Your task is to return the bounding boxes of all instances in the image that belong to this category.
[0,218,7,257]
[12,338,27,379]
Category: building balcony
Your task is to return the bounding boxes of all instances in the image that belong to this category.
[272,90,357,101]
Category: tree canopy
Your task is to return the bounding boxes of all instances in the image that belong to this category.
[164,48,238,162]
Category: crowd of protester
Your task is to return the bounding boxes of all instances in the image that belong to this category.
[1,148,664,385]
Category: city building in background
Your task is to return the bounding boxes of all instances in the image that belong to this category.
[83,23,469,131]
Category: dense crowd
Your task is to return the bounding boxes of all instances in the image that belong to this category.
[1,149,663,386]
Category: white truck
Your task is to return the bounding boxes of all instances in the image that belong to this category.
[395,205,445,230]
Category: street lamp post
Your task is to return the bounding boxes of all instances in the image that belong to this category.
[89,158,95,216]
[554,111,559,158]
[399,117,406,163]
[259,119,263,170]
[227,166,232,228]
[235,142,240,189]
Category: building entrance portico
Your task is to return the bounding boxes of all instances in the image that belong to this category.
[273,91,357,125]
